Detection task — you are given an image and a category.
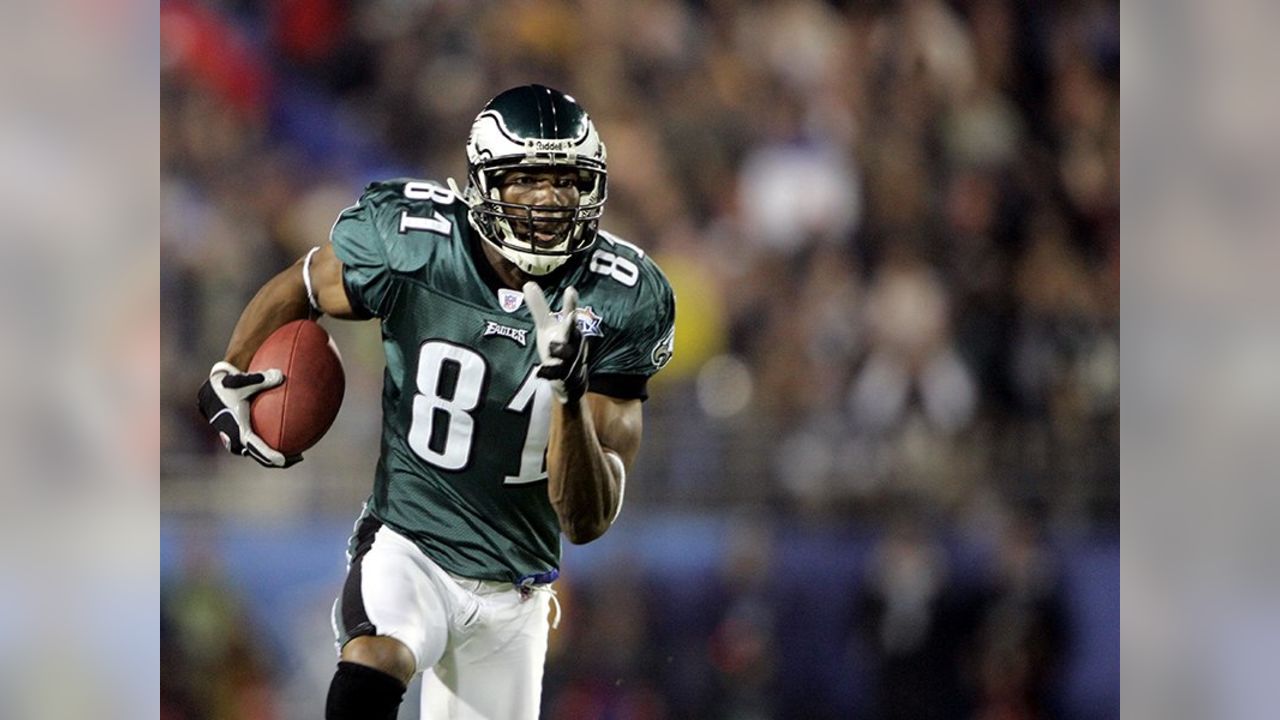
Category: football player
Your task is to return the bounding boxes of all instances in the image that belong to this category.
[197,85,676,719]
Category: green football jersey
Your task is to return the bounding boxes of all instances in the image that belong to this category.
[329,178,676,583]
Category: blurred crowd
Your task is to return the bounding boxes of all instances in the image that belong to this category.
[161,508,1093,720]
[542,513,1073,720]
[162,0,1118,526]
[162,0,1117,717]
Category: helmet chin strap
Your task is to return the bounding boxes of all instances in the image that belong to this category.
[495,242,569,276]
[446,177,469,203]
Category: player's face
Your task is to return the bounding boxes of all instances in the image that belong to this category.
[497,168,581,249]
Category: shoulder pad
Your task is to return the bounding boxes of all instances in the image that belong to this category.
[578,231,676,377]
[339,178,463,274]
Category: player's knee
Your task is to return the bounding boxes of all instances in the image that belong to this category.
[341,635,416,685]
[326,660,406,720]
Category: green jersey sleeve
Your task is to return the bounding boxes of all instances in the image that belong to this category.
[589,253,676,382]
[329,180,441,318]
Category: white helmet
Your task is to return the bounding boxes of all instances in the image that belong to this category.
[459,85,608,275]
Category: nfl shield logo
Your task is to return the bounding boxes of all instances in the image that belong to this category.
[498,288,524,312]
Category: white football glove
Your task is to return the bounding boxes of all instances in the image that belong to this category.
[523,282,589,404]
[196,361,299,468]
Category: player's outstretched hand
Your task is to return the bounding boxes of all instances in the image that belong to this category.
[523,282,589,404]
[197,361,302,468]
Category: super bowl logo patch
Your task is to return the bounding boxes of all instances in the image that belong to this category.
[552,306,605,339]
[497,288,524,312]
[651,325,675,369]
[482,320,529,346]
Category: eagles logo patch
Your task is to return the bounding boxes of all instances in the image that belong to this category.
[651,325,675,369]
[482,320,529,346]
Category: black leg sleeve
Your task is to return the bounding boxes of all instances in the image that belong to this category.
[325,661,407,720]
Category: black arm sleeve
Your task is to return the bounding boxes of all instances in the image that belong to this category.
[589,373,650,402]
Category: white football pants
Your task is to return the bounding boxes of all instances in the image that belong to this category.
[332,521,554,720]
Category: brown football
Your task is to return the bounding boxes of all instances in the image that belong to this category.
[248,319,345,456]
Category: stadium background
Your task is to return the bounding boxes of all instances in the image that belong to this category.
[160,1,1118,718]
